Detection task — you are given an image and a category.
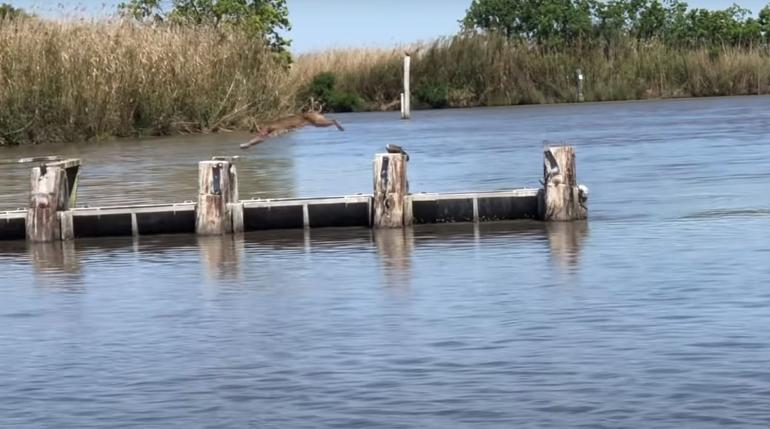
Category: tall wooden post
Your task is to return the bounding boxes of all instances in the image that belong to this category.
[576,68,585,102]
[26,159,80,243]
[401,54,411,119]
[539,145,588,222]
[196,159,239,235]
[373,153,410,228]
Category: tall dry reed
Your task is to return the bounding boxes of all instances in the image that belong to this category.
[2,23,768,146]
[0,18,295,145]
[294,34,770,110]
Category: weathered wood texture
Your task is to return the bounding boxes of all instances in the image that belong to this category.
[59,211,74,241]
[539,146,588,221]
[196,160,239,235]
[373,153,410,228]
[401,55,411,119]
[576,69,585,102]
[26,160,80,242]
[230,203,245,234]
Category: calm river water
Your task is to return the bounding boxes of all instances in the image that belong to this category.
[2,96,770,427]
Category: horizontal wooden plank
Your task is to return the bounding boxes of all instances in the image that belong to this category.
[70,203,196,216]
[478,195,539,221]
[244,205,304,230]
[0,216,26,241]
[412,198,475,224]
[137,210,196,235]
[73,213,133,238]
[0,210,26,220]
[243,195,371,208]
[309,201,370,228]
[408,189,539,202]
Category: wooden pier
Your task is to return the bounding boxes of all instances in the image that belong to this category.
[0,146,588,242]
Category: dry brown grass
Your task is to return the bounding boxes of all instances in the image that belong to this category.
[293,34,770,110]
[0,18,295,145]
[2,21,768,146]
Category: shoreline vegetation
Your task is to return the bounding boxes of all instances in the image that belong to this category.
[296,37,770,111]
[2,0,770,145]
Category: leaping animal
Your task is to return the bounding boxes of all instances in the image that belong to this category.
[240,111,344,149]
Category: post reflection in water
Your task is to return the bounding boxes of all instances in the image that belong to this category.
[545,220,589,270]
[374,228,414,289]
[30,241,81,276]
[12,219,587,289]
[197,235,245,282]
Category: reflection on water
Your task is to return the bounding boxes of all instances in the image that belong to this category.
[0,133,299,210]
[374,228,414,289]
[546,220,589,270]
[2,96,770,427]
[29,241,81,277]
[198,235,244,282]
[7,222,591,287]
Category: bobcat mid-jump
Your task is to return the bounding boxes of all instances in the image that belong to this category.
[240,111,344,149]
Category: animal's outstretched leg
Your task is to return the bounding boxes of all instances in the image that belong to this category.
[304,112,345,131]
[309,118,344,131]
[240,134,266,149]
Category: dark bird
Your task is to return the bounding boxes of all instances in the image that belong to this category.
[386,144,409,161]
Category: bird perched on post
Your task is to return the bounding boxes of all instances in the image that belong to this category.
[386,144,409,161]
[578,184,589,202]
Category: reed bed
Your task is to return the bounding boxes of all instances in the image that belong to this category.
[295,34,770,110]
[0,18,295,145]
[2,21,768,146]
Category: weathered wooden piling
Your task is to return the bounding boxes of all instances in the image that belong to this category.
[576,69,585,102]
[196,158,239,235]
[26,159,80,242]
[539,145,588,222]
[1,146,590,242]
[401,53,411,119]
[373,153,410,228]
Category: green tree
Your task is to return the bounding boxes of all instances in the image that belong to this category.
[631,1,668,40]
[594,0,630,44]
[0,3,30,20]
[760,4,770,41]
[461,0,594,47]
[680,5,756,46]
[118,0,291,53]
[462,0,767,48]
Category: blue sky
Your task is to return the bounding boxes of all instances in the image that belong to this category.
[7,0,770,53]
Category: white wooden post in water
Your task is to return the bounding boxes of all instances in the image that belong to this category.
[196,158,239,235]
[401,53,411,119]
[576,69,585,102]
[373,153,410,228]
[540,145,588,222]
[26,159,80,242]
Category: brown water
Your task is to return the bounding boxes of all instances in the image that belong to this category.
[2,96,770,427]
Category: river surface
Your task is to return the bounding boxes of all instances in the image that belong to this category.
[2,96,770,428]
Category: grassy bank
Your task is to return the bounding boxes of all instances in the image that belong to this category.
[2,19,769,146]
[0,18,295,145]
[295,34,770,111]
